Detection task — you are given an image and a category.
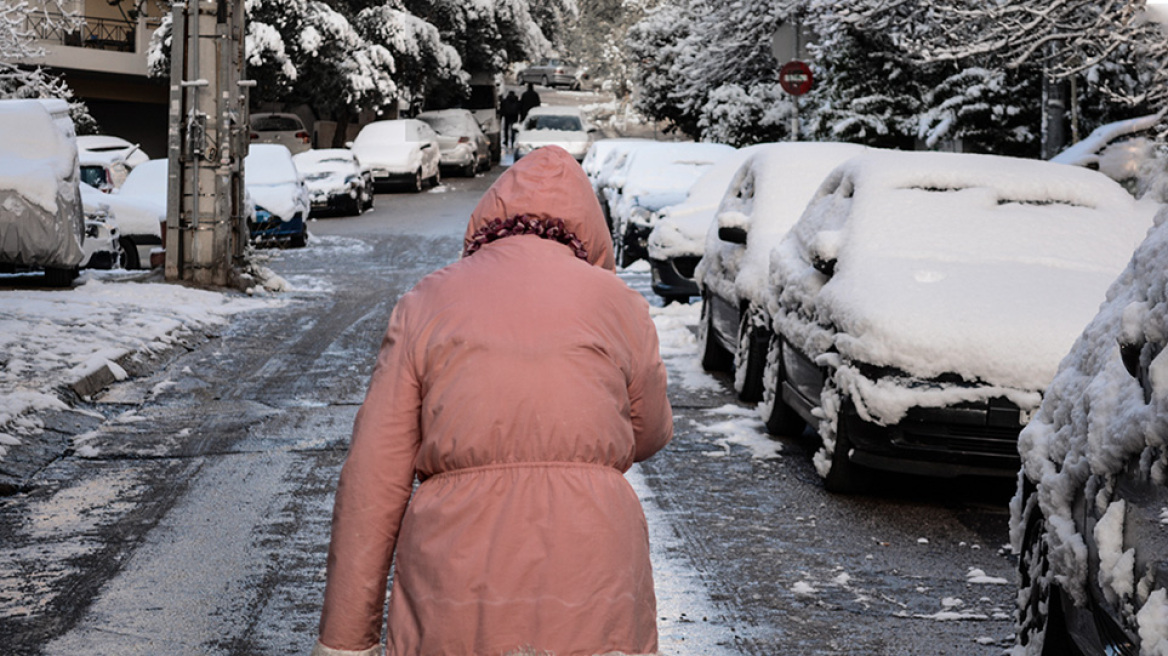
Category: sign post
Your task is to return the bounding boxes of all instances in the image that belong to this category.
[778,61,814,141]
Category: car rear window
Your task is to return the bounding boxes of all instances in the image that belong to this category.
[252,115,304,132]
[526,115,582,131]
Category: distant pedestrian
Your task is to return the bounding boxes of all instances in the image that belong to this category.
[500,90,520,148]
[519,82,541,121]
[310,145,673,656]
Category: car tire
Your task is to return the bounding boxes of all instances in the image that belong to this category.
[760,334,806,436]
[734,307,769,402]
[411,168,424,193]
[429,167,441,188]
[345,194,361,216]
[363,189,374,211]
[541,75,549,87]
[118,237,141,270]
[289,230,307,248]
[823,401,874,494]
[699,293,734,372]
[1017,502,1079,655]
[43,266,78,287]
[462,160,476,177]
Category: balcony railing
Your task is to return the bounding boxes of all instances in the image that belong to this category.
[26,12,143,53]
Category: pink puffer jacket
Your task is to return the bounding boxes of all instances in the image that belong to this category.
[315,146,673,656]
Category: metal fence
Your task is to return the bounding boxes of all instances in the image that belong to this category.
[25,12,143,52]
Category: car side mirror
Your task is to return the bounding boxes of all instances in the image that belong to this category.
[718,226,747,244]
[1120,339,1143,379]
[809,230,843,278]
[421,143,432,150]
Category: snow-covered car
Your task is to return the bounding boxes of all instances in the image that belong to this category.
[584,138,657,231]
[416,109,492,177]
[1012,204,1168,656]
[1051,113,1164,197]
[293,148,373,217]
[245,144,310,248]
[514,106,598,162]
[351,119,441,192]
[646,144,770,304]
[77,183,121,269]
[608,141,735,267]
[250,112,312,155]
[760,150,1157,493]
[697,142,869,401]
[0,98,85,286]
[76,134,149,192]
[516,58,588,89]
[113,159,172,269]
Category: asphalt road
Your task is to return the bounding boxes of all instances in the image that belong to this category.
[0,140,1020,655]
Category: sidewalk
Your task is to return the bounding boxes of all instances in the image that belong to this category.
[0,270,281,493]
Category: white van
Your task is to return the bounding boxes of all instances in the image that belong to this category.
[0,99,85,286]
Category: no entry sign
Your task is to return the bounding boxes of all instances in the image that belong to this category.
[779,61,814,96]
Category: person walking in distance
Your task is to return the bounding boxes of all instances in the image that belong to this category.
[311,145,674,656]
[500,90,521,148]
[519,82,541,121]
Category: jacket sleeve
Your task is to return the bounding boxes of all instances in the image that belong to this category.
[627,303,673,462]
[318,300,422,652]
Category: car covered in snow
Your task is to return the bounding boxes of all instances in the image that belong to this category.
[250,112,312,155]
[350,118,441,192]
[607,141,735,267]
[1012,204,1168,656]
[113,159,173,268]
[416,109,492,177]
[760,150,1157,492]
[583,138,656,231]
[293,148,373,217]
[697,142,869,401]
[0,98,85,286]
[646,144,765,303]
[78,182,122,269]
[244,144,310,248]
[514,106,598,162]
[77,134,149,192]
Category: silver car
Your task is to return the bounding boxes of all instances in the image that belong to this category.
[250,113,312,155]
[516,59,588,89]
[416,109,492,177]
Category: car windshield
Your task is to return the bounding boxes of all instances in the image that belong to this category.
[525,115,582,131]
[253,115,303,132]
[80,165,108,188]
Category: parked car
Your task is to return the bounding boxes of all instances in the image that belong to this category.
[760,150,1157,492]
[0,98,85,286]
[696,142,868,402]
[1013,203,1168,656]
[646,144,767,303]
[113,159,171,268]
[77,182,121,269]
[416,108,492,177]
[244,144,311,247]
[76,134,149,191]
[514,106,598,162]
[607,141,735,267]
[293,148,373,216]
[350,119,441,192]
[584,138,657,232]
[517,58,588,89]
[250,112,312,155]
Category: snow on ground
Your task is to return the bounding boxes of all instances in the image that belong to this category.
[0,271,281,458]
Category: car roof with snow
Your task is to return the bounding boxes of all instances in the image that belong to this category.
[618,141,735,202]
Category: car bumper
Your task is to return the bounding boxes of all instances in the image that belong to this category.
[249,212,305,243]
[839,401,1023,477]
[650,256,700,301]
[309,190,358,212]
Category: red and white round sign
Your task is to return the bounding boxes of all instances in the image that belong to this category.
[779,61,814,96]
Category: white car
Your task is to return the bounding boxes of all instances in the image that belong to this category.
[416,109,492,177]
[696,142,869,402]
[245,144,311,248]
[350,119,441,193]
[293,149,373,217]
[77,182,121,269]
[514,106,598,161]
[76,134,149,191]
[608,141,736,267]
[762,150,1157,492]
[0,98,85,286]
[250,113,312,155]
[106,160,168,269]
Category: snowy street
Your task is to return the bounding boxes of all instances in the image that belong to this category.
[0,157,1019,655]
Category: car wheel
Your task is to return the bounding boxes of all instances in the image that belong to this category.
[411,168,424,193]
[823,400,873,494]
[429,167,441,187]
[618,223,640,268]
[734,306,769,402]
[541,75,549,87]
[118,237,141,270]
[345,194,361,216]
[363,188,374,211]
[699,293,734,372]
[43,266,78,287]
[1017,502,1079,655]
[760,334,806,436]
[289,230,307,248]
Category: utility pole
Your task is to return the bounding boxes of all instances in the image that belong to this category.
[166,0,250,287]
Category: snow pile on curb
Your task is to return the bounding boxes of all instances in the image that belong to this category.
[0,275,281,459]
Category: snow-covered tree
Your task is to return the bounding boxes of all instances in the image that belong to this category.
[354,3,464,108]
[0,1,95,131]
[400,0,552,75]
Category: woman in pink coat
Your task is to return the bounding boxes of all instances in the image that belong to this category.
[312,145,674,656]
